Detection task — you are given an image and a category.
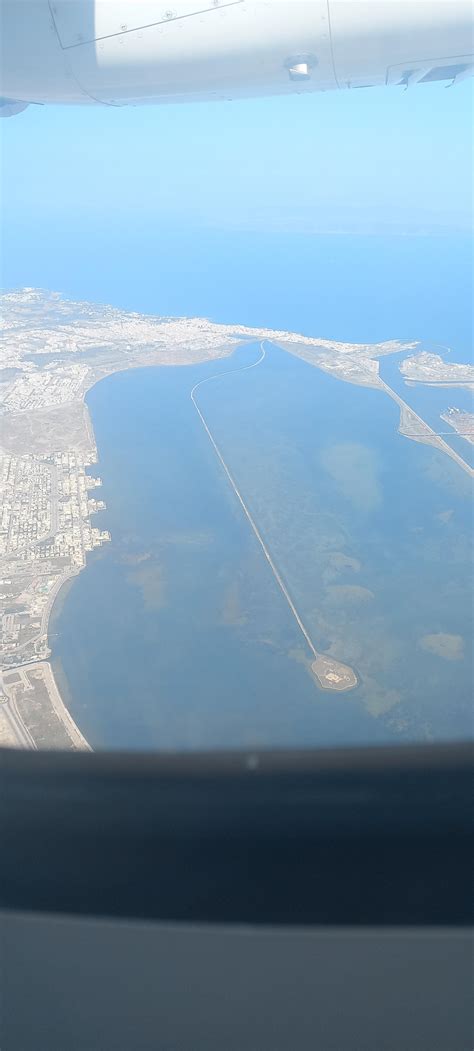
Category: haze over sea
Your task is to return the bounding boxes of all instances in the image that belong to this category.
[5,226,473,357]
[32,231,470,751]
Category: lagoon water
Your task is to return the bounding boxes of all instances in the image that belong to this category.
[52,336,473,750]
[11,227,466,750]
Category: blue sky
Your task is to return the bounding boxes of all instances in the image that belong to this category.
[1,79,472,348]
[2,78,472,236]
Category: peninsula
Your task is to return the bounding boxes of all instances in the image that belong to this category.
[399,351,474,389]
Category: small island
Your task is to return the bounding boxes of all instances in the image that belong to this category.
[311,655,358,692]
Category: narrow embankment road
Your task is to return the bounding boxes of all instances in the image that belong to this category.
[378,377,474,478]
[190,341,319,660]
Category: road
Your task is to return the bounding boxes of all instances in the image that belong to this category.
[378,377,474,477]
[191,341,319,661]
[0,679,36,749]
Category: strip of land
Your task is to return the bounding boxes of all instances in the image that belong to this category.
[379,379,474,476]
[191,343,358,693]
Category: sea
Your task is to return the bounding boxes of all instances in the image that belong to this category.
[13,229,472,751]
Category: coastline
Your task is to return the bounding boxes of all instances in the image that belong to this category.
[0,342,244,751]
[40,658,91,750]
[1,658,91,750]
[1,560,92,749]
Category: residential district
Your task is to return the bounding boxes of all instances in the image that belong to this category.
[1,289,472,749]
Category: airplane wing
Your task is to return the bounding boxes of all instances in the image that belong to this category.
[1,0,473,115]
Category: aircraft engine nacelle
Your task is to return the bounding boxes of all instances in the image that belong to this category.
[1,0,473,114]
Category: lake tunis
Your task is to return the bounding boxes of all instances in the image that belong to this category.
[52,342,473,750]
